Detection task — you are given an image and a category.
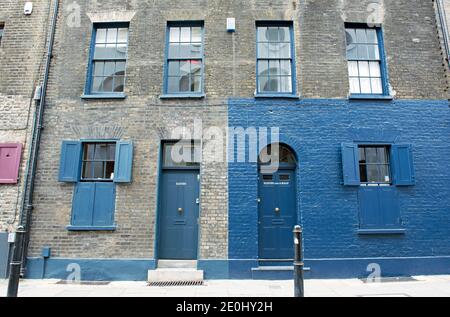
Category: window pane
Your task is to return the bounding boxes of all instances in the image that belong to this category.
[280,60,291,76]
[369,61,381,77]
[95,28,107,43]
[93,62,104,76]
[268,43,280,58]
[179,43,191,58]
[345,29,356,46]
[168,77,180,93]
[179,60,190,76]
[365,147,377,163]
[279,27,290,42]
[92,77,104,92]
[168,61,179,76]
[191,76,202,92]
[359,165,368,183]
[191,27,202,42]
[102,77,113,92]
[358,61,370,77]
[257,43,269,58]
[266,27,279,42]
[180,27,190,42]
[92,162,104,179]
[356,29,367,43]
[360,78,371,94]
[108,144,116,161]
[268,77,280,92]
[257,27,268,42]
[371,78,383,94]
[190,43,202,58]
[115,61,126,75]
[280,76,292,93]
[179,75,190,92]
[258,61,269,76]
[366,29,378,44]
[113,76,125,92]
[376,147,388,164]
[349,78,361,94]
[259,76,269,92]
[168,43,179,58]
[269,60,280,75]
[359,148,366,163]
[279,43,291,58]
[367,44,380,60]
[346,45,357,60]
[84,144,96,160]
[115,44,128,59]
[169,27,180,43]
[106,28,117,44]
[191,61,202,75]
[357,44,369,60]
[379,165,391,183]
[94,144,108,160]
[366,165,379,182]
[117,28,128,43]
[103,62,115,76]
[82,162,93,179]
[105,162,115,180]
[348,61,359,76]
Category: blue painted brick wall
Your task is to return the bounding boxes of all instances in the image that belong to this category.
[228,99,450,262]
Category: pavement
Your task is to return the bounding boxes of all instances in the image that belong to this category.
[1,275,450,297]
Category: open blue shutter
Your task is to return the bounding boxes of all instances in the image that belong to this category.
[114,141,133,183]
[92,183,115,226]
[391,144,415,186]
[341,143,360,186]
[71,183,95,226]
[58,141,82,182]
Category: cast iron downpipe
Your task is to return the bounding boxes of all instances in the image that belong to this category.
[7,0,59,297]
[436,0,450,68]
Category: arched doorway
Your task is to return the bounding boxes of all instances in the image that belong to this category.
[258,143,298,260]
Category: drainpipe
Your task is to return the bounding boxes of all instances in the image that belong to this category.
[7,0,59,297]
[436,0,450,68]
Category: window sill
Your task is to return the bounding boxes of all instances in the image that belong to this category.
[67,225,117,232]
[81,93,127,100]
[358,229,406,235]
[254,94,300,99]
[349,94,394,101]
[159,94,205,99]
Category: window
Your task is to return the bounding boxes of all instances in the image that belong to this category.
[81,143,116,181]
[58,140,134,230]
[359,146,391,184]
[256,23,294,95]
[165,23,204,95]
[162,141,201,168]
[86,24,129,95]
[0,23,4,45]
[345,26,386,95]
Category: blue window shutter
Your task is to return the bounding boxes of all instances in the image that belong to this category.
[71,183,95,226]
[341,143,360,186]
[379,187,401,228]
[391,144,415,186]
[58,141,82,182]
[358,187,381,229]
[114,141,133,183]
[92,183,116,226]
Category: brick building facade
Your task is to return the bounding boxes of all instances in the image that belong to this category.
[1,0,449,281]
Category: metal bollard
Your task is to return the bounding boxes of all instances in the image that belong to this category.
[293,225,304,297]
[7,226,26,297]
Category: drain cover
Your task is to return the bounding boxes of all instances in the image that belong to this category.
[148,281,204,287]
[56,280,110,285]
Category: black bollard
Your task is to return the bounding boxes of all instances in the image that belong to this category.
[7,226,26,297]
[293,225,304,297]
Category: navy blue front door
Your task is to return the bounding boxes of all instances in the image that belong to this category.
[159,170,200,260]
[258,169,297,260]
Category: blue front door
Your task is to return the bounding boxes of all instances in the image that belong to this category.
[258,169,297,260]
[159,170,200,260]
